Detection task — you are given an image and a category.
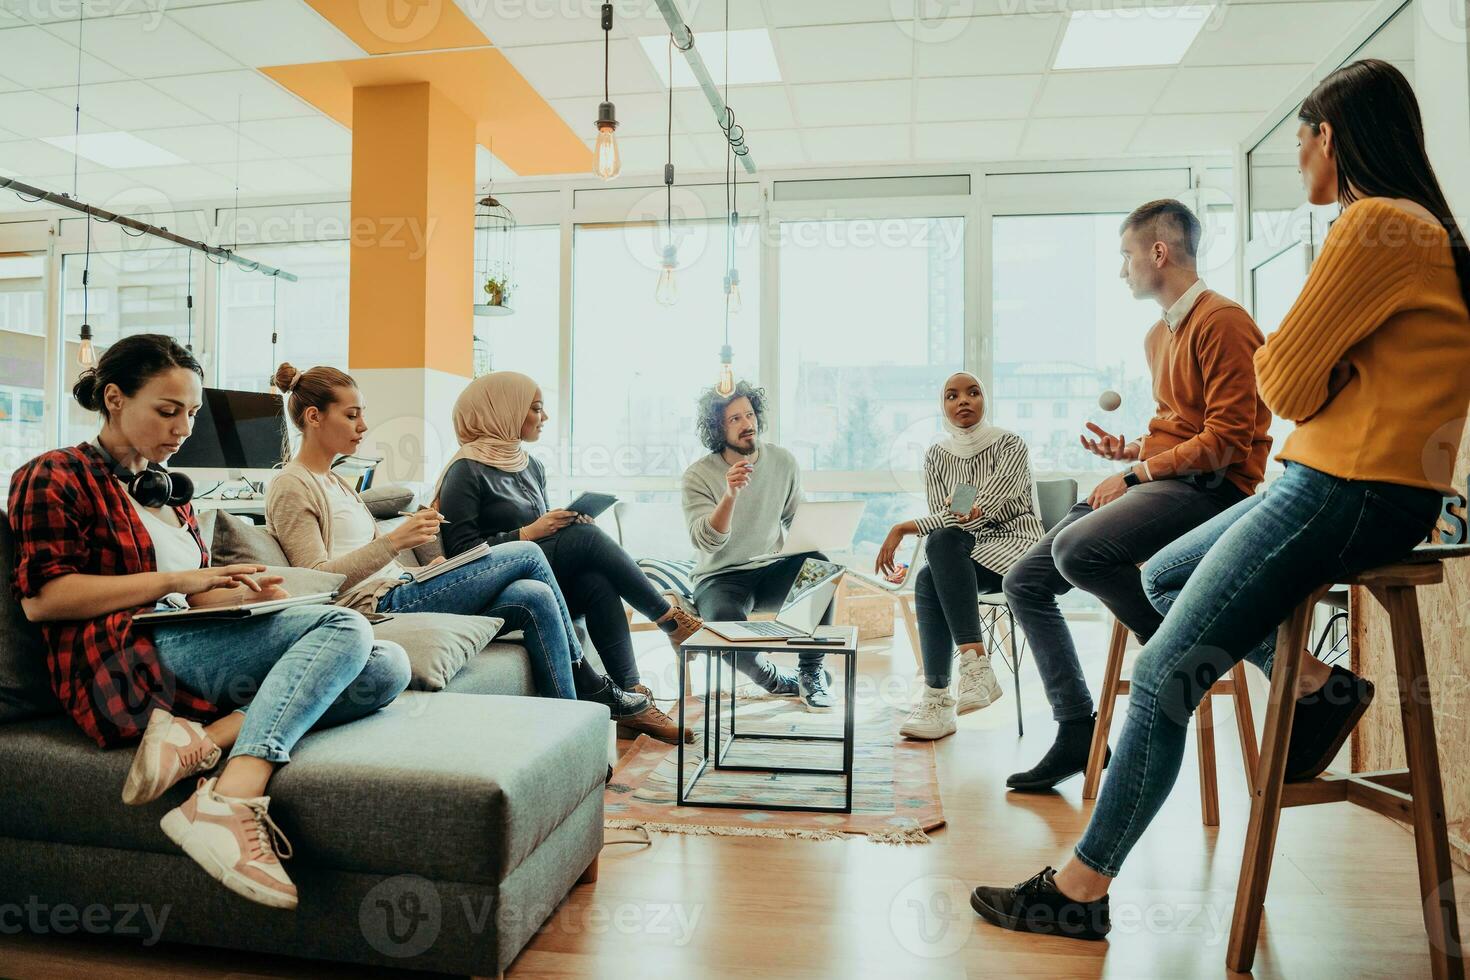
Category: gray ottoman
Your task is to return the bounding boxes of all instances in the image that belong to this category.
[0,691,608,976]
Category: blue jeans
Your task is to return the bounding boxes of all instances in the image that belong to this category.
[1074,463,1440,877]
[377,540,579,700]
[914,527,1005,688]
[153,605,408,765]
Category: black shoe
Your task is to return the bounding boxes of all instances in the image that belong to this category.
[971,866,1110,941]
[1007,714,1107,792]
[582,678,652,720]
[1285,665,1374,782]
[797,664,835,713]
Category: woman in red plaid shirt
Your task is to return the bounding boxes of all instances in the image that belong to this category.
[8,334,408,911]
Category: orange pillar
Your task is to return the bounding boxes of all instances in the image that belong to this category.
[348,81,474,485]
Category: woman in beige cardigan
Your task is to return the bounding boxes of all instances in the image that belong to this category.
[265,363,685,743]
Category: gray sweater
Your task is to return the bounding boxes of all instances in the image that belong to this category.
[681,443,802,587]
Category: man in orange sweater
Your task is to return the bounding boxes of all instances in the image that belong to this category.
[1003,199,1273,791]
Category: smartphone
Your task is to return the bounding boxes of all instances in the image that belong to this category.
[950,483,978,516]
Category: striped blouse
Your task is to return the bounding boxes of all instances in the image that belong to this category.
[913,433,1044,575]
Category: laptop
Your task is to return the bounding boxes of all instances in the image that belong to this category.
[752,500,866,560]
[702,559,846,642]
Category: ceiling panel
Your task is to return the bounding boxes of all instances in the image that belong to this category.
[791,80,912,128]
[129,123,278,165]
[774,23,914,83]
[0,25,126,87]
[239,116,350,158]
[43,14,240,78]
[1128,111,1262,153]
[207,156,331,195]
[500,38,663,99]
[1034,68,1174,117]
[802,124,911,165]
[1020,115,1143,157]
[1183,1,1374,67]
[30,169,141,201]
[0,90,110,138]
[915,120,1025,160]
[296,153,351,189]
[147,70,317,122]
[0,138,88,177]
[747,129,806,167]
[38,80,208,131]
[1153,64,1314,114]
[170,0,363,67]
[3,0,227,25]
[914,75,1044,122]
[600,133,715,175]
[549,91,698,140]
[695,84,796,133]
[123,163,242,200]
[917,13,1066,77]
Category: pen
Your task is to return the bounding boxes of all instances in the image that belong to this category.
[398,511,450,522]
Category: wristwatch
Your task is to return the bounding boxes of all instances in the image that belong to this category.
[1122,468,1142,488]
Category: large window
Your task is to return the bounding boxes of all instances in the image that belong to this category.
[60,247,194,445]
[475,225,561,460]
[991,213,1155,481]
[218,240,350,393]
[778,216,965,474]
[0,253,47,494]
[1251,241,1313,466]
[571,219,759,479]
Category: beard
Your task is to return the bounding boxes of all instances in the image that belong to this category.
[727,433,758,456]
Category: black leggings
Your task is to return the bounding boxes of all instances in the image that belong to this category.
[914,527,1004,688]
[538,523,671,688]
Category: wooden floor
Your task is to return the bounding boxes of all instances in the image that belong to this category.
[5,619,1467,979]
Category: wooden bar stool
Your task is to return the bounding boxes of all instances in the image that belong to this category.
[1083,617,1260,826]
[1228,545,1469,978]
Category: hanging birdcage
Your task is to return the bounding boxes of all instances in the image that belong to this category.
[473,191,516,317]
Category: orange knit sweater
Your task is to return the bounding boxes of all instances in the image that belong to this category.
[1255,198,1470,493]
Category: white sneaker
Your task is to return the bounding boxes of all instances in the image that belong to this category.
[956,649,1003,715]
[160,777,298,910]
[122,708,221,806]
[900,687,958,740]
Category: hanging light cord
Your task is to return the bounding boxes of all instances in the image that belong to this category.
[185,251,194,350]
[71,5,84,200]
[603,11,610,103]
[665,35,674,243]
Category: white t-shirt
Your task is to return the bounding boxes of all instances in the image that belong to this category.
[314,473,408,584]
[123,487,204,609]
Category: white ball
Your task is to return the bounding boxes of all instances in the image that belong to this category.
[1098,390,1122,412]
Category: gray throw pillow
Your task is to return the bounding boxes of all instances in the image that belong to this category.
[362,484,414,520]
[371,612,502,691]
[0,510,60,721]
[206,508,289,566]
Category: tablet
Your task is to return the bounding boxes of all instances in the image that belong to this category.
[567,492,618,519]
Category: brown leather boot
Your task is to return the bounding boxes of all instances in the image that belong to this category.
[654,600,704,651]
[616,700,693,744]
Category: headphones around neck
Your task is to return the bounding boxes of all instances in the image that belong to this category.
[92,440,194,509]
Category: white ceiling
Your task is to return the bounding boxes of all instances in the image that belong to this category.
[0,0,1383,208]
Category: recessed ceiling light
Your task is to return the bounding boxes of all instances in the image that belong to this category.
[41,132,186,169]
[1053,4,1216,71]
[639,29,782,88]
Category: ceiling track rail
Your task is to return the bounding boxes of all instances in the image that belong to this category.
[650,0,757,175]
[0,177,298,282]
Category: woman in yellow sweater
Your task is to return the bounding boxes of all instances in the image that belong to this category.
[971,59,1470,939]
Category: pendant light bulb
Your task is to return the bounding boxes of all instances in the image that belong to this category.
[716,345,735,396]
[725,269,742,315]
[76,322,97,368]
[594,103,621,181]
[656,244,678,306]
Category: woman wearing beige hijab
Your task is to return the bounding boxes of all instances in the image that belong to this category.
[436,372,702,725]
[267,363,682,745]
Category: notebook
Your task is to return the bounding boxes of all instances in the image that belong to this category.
[133,592,339,624]
[401,541,492,584]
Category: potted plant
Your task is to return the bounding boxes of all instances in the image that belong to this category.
[482,275,510,307]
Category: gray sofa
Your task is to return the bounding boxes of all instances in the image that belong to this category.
[0,506,609,977]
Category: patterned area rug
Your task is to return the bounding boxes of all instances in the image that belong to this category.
[605,692,945,844]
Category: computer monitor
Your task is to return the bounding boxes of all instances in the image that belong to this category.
[169,387,288,481]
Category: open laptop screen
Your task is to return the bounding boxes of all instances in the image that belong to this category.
[783,558,844,610]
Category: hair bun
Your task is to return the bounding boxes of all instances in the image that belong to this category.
[273,362,302,393]
[72,369,102,411]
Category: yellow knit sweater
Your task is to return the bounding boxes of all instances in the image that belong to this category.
[1255,198,1470,493]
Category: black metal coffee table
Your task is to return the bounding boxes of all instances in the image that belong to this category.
[676,625,860,814]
